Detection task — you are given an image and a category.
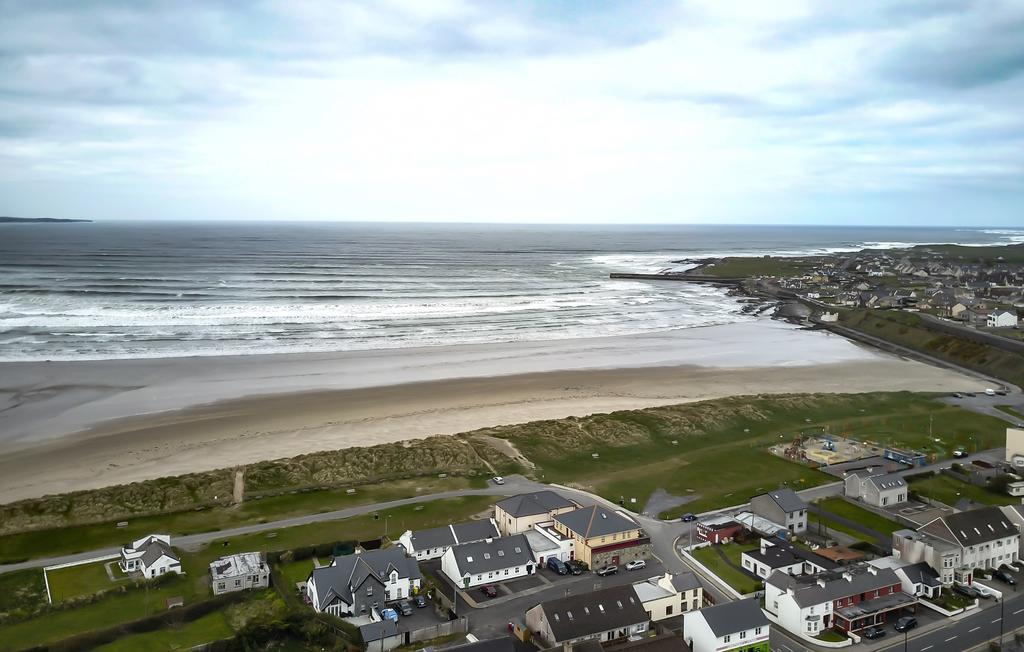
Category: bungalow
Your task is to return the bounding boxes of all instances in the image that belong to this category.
[305,548,422,617]
[495,491,579,536]
[209,552,270,594]
[441,533,535,588]
[749,488,808,534]
[397,518,500,561]
[988,310,1019,328]
[552,506,650,568]
[525,584,649,648]
[844,472,907,508]
[119,534,181,579]
[632,572,703,621]
[682,598,770,652]
[740,538,836,580]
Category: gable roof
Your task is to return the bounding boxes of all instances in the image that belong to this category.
[495,491,577,518]
[756,488,807,513]
[742,540,837,572]
[670,571,702,593]
[406,519,499,551]
[865,473,907,491]
[695,598,769,638]
[140,538,179,568]
[448,534,534,576]
[899,562,941,588]
[767,566,901,608]
[359,619,399,642]
[535,584,648,642]
[919,506,1018,547]
[309,548,421,610]
[553,506,638,538]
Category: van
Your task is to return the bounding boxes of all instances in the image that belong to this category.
[547,558,568,575]
[986,388,997,396]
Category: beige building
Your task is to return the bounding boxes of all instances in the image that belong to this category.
[1007,428,1024,469]
[632,572,703,622]
[552,505,650,567]
[494,491,578,536]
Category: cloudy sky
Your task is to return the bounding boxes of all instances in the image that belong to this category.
[1,0,1023,225]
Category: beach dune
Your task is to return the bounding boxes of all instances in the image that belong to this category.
[0,320,984,503]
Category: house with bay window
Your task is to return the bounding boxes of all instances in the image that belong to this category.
[305,548,421,617]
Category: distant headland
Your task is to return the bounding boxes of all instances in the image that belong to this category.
[0,216,92,223]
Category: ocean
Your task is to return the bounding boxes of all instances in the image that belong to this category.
[1,222,1022,361]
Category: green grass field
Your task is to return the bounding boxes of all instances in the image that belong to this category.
[697,256,818,278]
[0,475,485,564]
[93,610,234,651]
[46,560,119,602]
[0,568,48,617]
[278,559,316,587]
[814,498,904,537]
[908,474,1013,507]
[996,405,1024,422]
[690,543,761,595]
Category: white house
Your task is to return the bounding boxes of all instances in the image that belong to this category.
[988,310,1018,328]
[523,522,574,566]
[632,572,703,622]
[525,584,649,647]
[397,518,500,561]
[119,534,181,579]
[682,598,769,652]
[305,548,421,617]
[740,538,835,580]
[868,557,942,599]
[209,552,270,595]
[749,488,808,534]
[441,534,535,588]
[844,472,907,508]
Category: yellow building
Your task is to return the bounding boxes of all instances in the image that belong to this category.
[552,505,650,568]
[494,491,578,536]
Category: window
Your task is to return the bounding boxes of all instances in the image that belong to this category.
[234,579,241,586]
[666,605,673,615]
[755,627,762,635]
[739,631,746,639]
[217,582,225,590]
[723,635,731,643]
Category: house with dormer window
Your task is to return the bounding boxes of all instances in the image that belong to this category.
[441,533,535,588]
[525,584,649,647]
[305,548,421,617]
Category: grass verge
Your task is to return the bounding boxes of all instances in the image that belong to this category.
[908,474,1013,507]
[814,498,904,537]
[690,543,761,595]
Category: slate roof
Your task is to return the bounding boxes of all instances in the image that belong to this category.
[406,519,499,551]
[866,473,906,491]
[670,571,702,593]
[900,562,941,588]
[919,506,1018,547]
[359,619,399,642]
[535,584,648,643]
[767,566,901,608]
[695,598,769,638]
[742,541,838,572]
[140,538,179,568]
[603,633,692,652]
[758,488,807,513]
[309,548,421,611]
[553,506,638,538]
[495,491,577,518]
[448,534,534,576]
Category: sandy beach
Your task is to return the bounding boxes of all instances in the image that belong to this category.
[0,320,985,503]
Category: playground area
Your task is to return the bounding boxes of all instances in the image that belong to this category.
[771,433,884,467]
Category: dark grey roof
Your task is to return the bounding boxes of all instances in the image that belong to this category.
[866,473,906,491]
[309,548,421,611]
[553,506,638,538]
[920,506,1018,547]
[359,619,399,642]
[407,519,499,551]
[759,488,807,513]
[742,541,837,572]
[536,584,648,643]
[140,538,178,567]
[496,491,577,518]
[767,566,901,608]
[695,598,768,638]
[602,633,692,652]
[670,571,702,593]
[448,534,534,576]
[900,562,941,588]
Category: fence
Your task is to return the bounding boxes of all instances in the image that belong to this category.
[406,617,468,645]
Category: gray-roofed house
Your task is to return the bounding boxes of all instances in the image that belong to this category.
[749,488,808,534]
[632,572,703,622]
[682,598,769,652]
[441,533,535,588]
[552,506,650,568]
[741,538,836,580]
[305,548,422,617]
[765,564,914,636]
[495,491,579,536]
[525,584,649,647]
[119,533,181,579]
[397,518,500,561]
[844,471,907,508]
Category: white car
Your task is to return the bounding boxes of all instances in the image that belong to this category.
[492,476,505,485]
[625,559,647,571]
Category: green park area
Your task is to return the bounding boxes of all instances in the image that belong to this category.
[694,256,818,278]
[907,473,1013,507]
[810,498,903,543]
[690,542,761,595]
[93,610,234,651]
[46,559,126,602]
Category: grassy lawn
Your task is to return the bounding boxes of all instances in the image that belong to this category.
[926,591,972,611]
[278,559,315,587]
[809,512,869,543]
[816,630,848,643]
[0,568,48,617]
[996,405,1024,422]
[907,474,1013,507]
[47,560,119,602]
[814,498,904,536]
[93,610,233,651]
[0,475,485,564]
[697,256,818,278]
[690,543,761,595]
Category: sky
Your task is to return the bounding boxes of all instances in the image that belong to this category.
[1,0,1023,225]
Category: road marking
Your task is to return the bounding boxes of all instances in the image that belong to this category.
[945,636,957,642]
[921,646,932,651]
[1015,608,1024,615]
[969,627,980,632]
[994,618,1003,623]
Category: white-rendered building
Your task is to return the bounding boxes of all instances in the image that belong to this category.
[844,472,907,508]
[441,534,535,588]
[683,598,769,652]
[988,311,1018,328]
[305,548,421,617]
[397,518,499,561]
[210,552,270,594]
[523,522,574,565]
[119,534,181,579]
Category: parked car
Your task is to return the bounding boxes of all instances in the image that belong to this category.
[963,392,976,397]
[995,569,1017,585]
[997,389,1008,396]
[596,565,618,577]
[681,513,696,522]
[862,626,886,640]
[414,594,428,608]
[397,600,413,616]
[381,608,399,623]
[566,560,586,575]
[492,476,505,485]
[547,558,569,575]
[625,559,647,571]
[480,585,498,598]
[952,392,963,398]
[953,584,981,599]
[894,617,917,633]
[953,449,968,458]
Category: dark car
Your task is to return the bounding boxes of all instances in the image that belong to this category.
[952,392,963,398]
[480,585,498,599]
[862,626,886,640]
[996,389,1008,396]
[414,594,427,608]
[596,565,618,577]
[547,558,569,575]
[397,600,413,616]
[894,617,917,633]
[681,513,697,522]
[995,569,1017,585]
[566,560,585,575]
[953,584,981,599]
[963,392,976,397]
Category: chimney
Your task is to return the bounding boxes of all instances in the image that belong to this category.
[816,578,826,588]
[867,566,877,575]
[486,538,494,543]
[842,571,853,582]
